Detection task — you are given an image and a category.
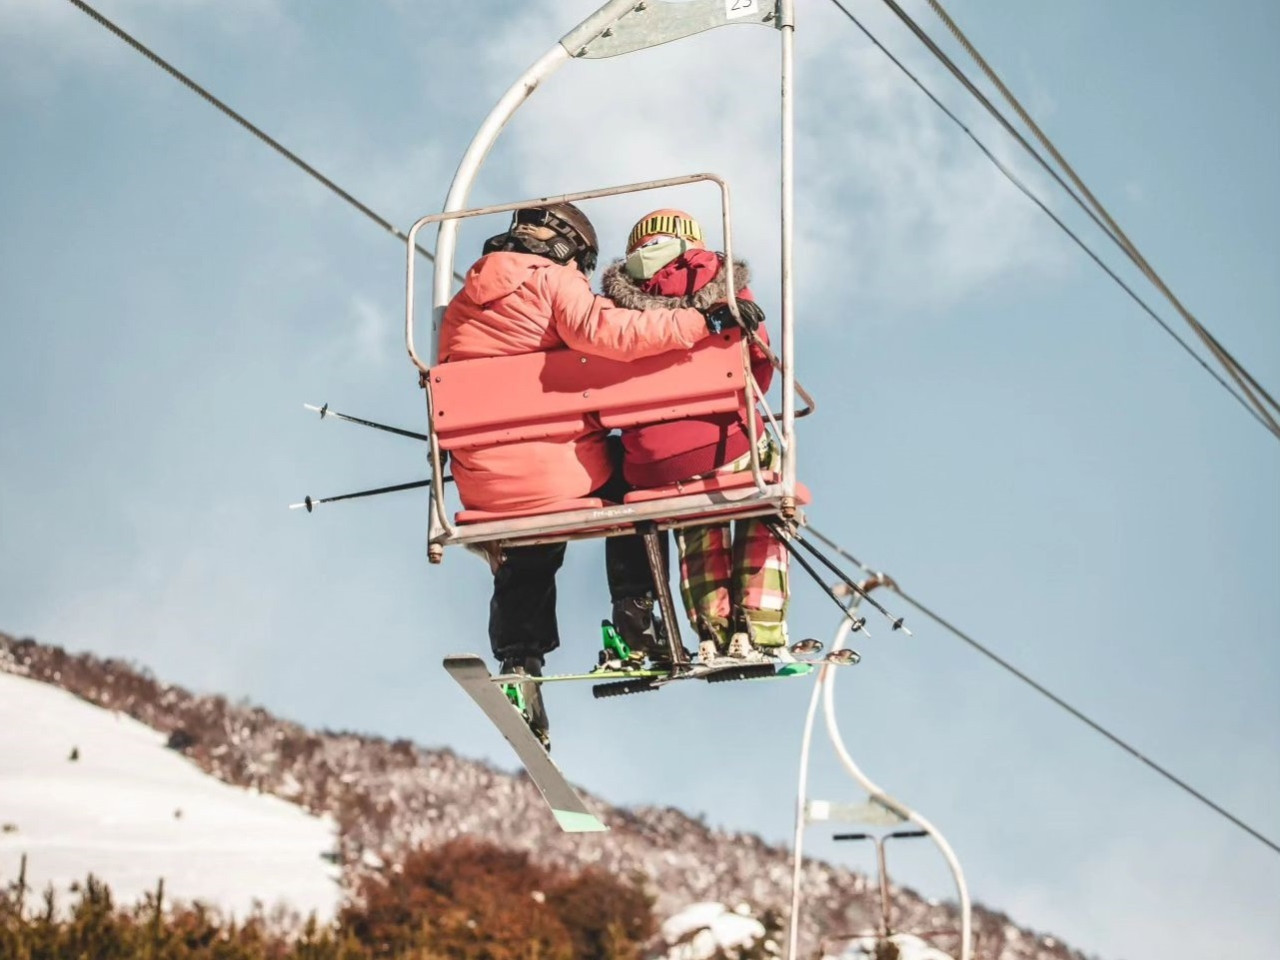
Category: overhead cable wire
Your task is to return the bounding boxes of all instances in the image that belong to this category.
[829,0,1278,439]
[916,0,1280,434]
[883,0,1280,437]
[65,0,466,285]
[804,525,1280,857]
[823,0,1278,439]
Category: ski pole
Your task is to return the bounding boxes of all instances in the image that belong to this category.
[304,403,430,442]
[289,477,447,513]
[789,529,910,635]
[765,522,870,637]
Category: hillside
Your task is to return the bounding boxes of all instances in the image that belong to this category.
[0,631,1093,960]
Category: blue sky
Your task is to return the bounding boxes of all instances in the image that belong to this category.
[1,1,1277,956]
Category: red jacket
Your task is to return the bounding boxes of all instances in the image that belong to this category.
[599,250,773,487]
[440,251,709,511]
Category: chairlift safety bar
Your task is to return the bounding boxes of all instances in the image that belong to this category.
[405,173,741,374]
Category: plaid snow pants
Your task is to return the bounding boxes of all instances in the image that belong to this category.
[674,438,789,647]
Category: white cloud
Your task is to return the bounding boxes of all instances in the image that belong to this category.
[453,0,1062,318]
[346,294,393,368]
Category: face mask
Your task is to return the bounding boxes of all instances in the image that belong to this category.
[624,236,688,280]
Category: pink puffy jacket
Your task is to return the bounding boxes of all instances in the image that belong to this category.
[439,251,709,512]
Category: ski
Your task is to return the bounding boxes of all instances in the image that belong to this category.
[443,654,608,834]
[490,666,670,685]
[489,658,815,688]
[590,657,797,697]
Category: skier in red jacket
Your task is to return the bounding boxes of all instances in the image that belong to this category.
[600,209,790,662]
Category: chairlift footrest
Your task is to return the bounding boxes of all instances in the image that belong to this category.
[592,678,661,699]
[703,662,779,683]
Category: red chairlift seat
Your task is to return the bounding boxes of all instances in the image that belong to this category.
[454,498,610,524]
[622,469,808,505]
[426,330,807,549]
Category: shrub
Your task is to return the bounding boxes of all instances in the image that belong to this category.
[1,840,656,959]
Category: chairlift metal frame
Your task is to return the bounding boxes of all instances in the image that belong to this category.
[408,0,802,566]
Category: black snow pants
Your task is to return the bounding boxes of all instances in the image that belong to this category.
[488,457,668,664]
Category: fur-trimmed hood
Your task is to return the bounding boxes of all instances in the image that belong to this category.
[600,255,751,311]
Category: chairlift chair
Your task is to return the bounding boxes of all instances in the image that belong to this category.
[407,4,807,647]
[405,175,812,666]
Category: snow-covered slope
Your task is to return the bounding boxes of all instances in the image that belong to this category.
[0,671,341,921]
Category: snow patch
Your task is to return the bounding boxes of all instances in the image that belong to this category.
[828,933,955,960]
[660,900,769,959]
[0,672,341,921]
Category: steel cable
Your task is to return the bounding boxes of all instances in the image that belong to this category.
[917,0,1279,432]
[804,525,1279,856]
[824,0,1278,438]
[832,0,1278,439]
[65,0,466,285]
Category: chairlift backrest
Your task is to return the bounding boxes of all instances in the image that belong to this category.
[428,330,747,452]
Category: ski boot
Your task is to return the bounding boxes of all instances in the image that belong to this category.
[499,656,550,752]
[600,597,676,670]
[595,620,639,673]
[694,616,730,664]
[727,608,790,662]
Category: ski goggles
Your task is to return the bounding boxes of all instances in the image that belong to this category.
[627,213,703,253]
[512,207,583,241]
[513,207,559,229]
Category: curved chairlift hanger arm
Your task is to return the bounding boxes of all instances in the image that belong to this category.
[817,618,971,960]
[786,581,972,960]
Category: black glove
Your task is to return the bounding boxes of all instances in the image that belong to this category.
[701,300,764,334]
